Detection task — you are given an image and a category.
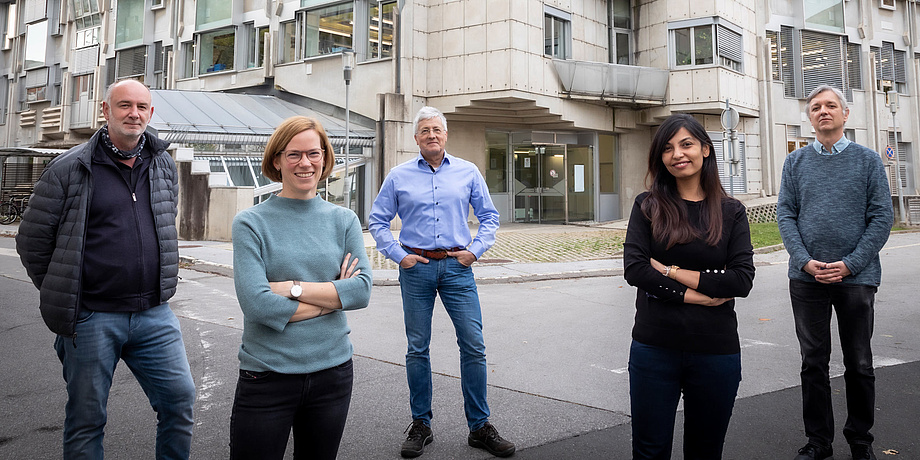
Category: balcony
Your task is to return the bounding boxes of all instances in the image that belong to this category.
[552,59,669,106]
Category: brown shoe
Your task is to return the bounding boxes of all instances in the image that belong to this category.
[468,422,515,457]
[401,420,433,458]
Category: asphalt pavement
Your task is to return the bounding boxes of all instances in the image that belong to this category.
[1,224,918,460]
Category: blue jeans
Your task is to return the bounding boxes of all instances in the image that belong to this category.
[399,257,490,430]
[230,359,354,460]
[53,303,196,460]
[790,279,876,447]
[628,341,741,460]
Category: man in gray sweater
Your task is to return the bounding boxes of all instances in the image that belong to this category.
[778,85,893,460]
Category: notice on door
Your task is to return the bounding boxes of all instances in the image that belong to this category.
[574,165,585,192]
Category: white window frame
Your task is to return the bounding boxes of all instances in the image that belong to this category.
[302,2,355,59]
[669,18,743,72]
[880,0,895,10]
[544,5,572,60]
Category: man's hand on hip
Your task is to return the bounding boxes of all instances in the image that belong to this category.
[400,254,429,269]
[447,249,477,267]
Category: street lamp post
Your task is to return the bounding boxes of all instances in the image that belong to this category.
[342,49,356,211]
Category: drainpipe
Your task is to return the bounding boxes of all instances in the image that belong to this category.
[395,0,405,94]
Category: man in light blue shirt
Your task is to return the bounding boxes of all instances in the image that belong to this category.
[369,106,514,458]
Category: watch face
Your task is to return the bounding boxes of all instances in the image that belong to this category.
[290,284,302,298]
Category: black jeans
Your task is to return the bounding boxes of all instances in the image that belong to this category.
[790,279,876,447]
[230,359,354,460]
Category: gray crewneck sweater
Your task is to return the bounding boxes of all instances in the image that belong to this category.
[777,141,893,286]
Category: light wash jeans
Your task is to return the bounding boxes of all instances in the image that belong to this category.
[53,303,195,460]
[398,257,490,430]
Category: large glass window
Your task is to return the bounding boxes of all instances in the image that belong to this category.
[544,8,571,59]
[24,21,48,70]
[803,0,844,33]
[674,27,712,66]
[304,3,353,58]
[182,40,196,78]
[598,134,618,194]
[116,45,146,80]
[368,1,395,59]
[114,0,144,49]
[196,0,232,30]
[199,27,235,73]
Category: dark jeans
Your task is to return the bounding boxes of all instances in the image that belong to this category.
[628,341,741,460]
[229,359,354,460]
[790,279,876,447]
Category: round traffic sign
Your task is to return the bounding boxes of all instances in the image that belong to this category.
[721,107,740,130]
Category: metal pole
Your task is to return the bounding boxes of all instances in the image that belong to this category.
[344,80,351,211]
[889,90,908,225]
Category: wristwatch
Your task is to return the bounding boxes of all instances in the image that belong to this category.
[290,280,302,298]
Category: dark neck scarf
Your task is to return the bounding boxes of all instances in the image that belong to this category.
[100,125,146,160]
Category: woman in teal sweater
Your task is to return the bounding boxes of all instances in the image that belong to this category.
[229,116,372,460]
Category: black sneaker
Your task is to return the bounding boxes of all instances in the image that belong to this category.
[794,442,833,460]
[850,443,877,460]
[401,420,433,458]
[468,422,515,457]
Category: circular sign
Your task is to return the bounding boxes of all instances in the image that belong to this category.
[886,145,895,159]
[721,107,740,130]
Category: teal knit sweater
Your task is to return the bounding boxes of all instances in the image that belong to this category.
[232,195,372,374]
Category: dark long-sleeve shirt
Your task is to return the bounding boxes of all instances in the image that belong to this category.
[623,192,755,354]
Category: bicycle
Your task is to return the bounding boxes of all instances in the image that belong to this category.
[0,195,26,225]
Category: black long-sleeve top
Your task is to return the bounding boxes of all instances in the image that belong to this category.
[623,192,755,354]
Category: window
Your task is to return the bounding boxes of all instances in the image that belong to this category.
[49,0,62,35]
[116,46,146,80]
[368,1,395,59]
[801,30,843,97]
[772,27,856,101]
[872,42,907,93]
[72,0,101,48]
[610,0,631,64]
[845,42,862,98]
[803,0,845,33]
[196,0,232,31]
[153,42,171,89]
[72,73,94,102]
[671,20,742,71]
[246,23,269,68]
[152,0,164,9]
[710,131,747,195]
[24,21,48,70]
[0,79,8,122]
[279,20,298,64]
[880,0,895,10]
[199,27,235,73]
[182,40,196,78]
[485,132,508,193]
[887,132,913,193]
[304,3,354,58]
[25,68,49,103]
[544,7,571,59]
[51,64,63,106]
[22,0,46,24]
[114,0,144,49]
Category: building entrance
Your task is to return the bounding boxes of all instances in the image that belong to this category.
[512,143,594,223]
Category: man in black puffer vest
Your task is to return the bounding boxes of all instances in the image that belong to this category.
[16,79,195,459]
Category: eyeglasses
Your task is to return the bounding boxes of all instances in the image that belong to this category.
[417,127,444,136]
[281,150,323,163]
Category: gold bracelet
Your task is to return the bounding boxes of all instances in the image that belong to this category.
[668,265,680,279]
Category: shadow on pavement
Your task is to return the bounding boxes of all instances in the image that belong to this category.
[516,360,920,459]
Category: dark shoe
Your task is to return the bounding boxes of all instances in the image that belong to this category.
[850,443,877,460]
[468,422,515,457]
[794,442,833,460]
[400,420,433,458]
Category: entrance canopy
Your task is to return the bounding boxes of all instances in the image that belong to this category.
[148,90,375,147]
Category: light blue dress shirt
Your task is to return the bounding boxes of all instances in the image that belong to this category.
[812,135,850,156]
[368,152,500,264]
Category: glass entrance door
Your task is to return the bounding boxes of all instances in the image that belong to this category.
[513,145,566,223]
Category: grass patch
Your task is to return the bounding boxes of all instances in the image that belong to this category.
[749,221,783,248]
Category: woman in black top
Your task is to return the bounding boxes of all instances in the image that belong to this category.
[623,114,755,460]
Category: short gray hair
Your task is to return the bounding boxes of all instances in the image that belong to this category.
[805,85,848,111]
[104,78,150,106]
[413,106,447,134]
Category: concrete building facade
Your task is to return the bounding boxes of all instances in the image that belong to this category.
[1,0,917,234]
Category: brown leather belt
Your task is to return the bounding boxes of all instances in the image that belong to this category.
[405,246,463,260]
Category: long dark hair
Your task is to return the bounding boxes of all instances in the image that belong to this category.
[642,114,728,248]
